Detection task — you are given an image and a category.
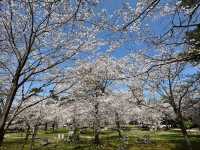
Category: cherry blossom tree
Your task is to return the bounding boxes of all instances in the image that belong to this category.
[43,99,61,132]
[144,62,199,150]
[13,96,46,150]
[53,56,124,144]
[0,0,105,143]
[104,93,135,137]
[122,49,199,150]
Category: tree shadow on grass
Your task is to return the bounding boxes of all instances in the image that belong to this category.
[169,141,200,150]
[156,133,200,150]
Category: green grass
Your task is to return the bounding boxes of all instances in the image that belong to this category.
[1,126,200,150]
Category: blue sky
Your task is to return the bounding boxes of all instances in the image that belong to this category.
[92,0,138,58]
[22,0,199,98]
[93,0,165,58]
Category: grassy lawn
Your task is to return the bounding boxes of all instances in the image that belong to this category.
[1,126,200,150]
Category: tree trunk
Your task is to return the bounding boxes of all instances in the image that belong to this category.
[0,51,29,144]
[21,124,30,150]
[55,122,58,130]
[44,122,48,131]
[72,127,79,144]
[180,126,192,150]
[30,125,38,150]
[115,112,122,138]
[52,122,55,133]
[71,117,79,144]
[93,102,100,145]
[0,83,18,145]
[0,130,4,146]
[169,94,192,150]
[94,128,100,145]
[117,128,122,139]
[177,112,192,150]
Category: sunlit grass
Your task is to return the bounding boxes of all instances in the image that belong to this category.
[1,126,200,150]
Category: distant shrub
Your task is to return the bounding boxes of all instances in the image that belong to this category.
[184,120,193,129]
